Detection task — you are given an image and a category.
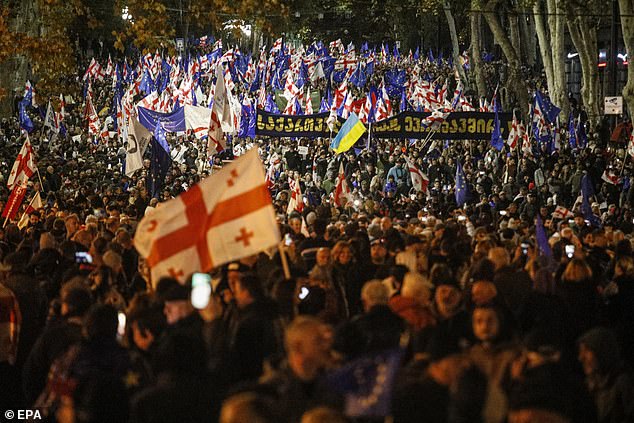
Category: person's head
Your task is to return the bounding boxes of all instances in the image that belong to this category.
[315,247,331,267]
[472,305,502,345]
[129,305,166,352]
[83,304,118,343]
[401,272,432,306]
[370,238,387,264]
[285,316,332,381]
[434,280,462,319]
[162,283,194,325]
[220,393,278,423]
[289,216,302,234]
[488,247,510,271]
[65,214,80,237]
[331,241,353,265]
[577,327,622,377]
[360,279,389,311]
[60,282,93,318]
[234,273,264,308]
[102,250,122,274]
[561,258,592,283]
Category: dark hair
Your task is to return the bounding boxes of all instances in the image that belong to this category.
[84,304,118,342]
[469,258,495,283]
[61,283,93,317]
[237,273,265,300]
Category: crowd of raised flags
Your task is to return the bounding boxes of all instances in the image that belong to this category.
[16,34,606,166]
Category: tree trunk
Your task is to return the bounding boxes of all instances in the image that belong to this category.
[0,0,38,115]
[470,1,487,97]
[520,9,536,67]
[509,13,521,60]
[443,0,468,84]
[546,0,568,115]
[568,11,601,125]
[482,0,529,115]
[620,0,634,118]
[534,1,554,96]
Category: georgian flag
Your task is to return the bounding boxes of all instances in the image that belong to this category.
[404,156,429,193]
[134,149,280,283]
[507,114,519,149]
[287,177,304,214]
[333,162,352,207]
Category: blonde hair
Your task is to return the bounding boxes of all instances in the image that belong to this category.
[562,258,593,283]
[401,272,432,304]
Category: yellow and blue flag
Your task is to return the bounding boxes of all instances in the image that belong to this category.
[330,113,367,154]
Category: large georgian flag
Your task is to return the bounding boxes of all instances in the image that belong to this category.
[134,149,280,282]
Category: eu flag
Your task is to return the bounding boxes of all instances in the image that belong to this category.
[535,215,553,258]
[568,113,577,148]
[490,97,504,151]
[19,100,34,133]
[581,174,601,227]
[327,348,404,418]
[153,121,170,154]
[455,160,468,207]
[535,90,561,124]
[148,137,172,198]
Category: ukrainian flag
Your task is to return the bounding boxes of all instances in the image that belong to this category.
[330,113,367,154]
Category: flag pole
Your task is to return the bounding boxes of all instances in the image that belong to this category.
[278,244,291,279]
[35,168,44,189]
[16,191,39,228]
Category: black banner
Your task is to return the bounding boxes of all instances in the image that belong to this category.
[256,111,344,138]
[371,111,513,140]
[255,110,513,140]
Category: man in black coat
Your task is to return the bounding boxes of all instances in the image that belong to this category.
[223,273,284,385]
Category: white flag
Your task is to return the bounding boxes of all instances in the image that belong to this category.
[125,117,152,177]
[184,105,212,140]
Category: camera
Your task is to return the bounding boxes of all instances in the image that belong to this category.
[521,243,529,255]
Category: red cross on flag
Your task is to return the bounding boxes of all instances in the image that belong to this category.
[134,149,280,283]
[7,135,37,191]
[404,156,429,194]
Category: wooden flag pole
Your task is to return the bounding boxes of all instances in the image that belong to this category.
[15,191,39,229]
[278,244,291,280]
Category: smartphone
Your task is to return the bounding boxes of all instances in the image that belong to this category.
[499,210,507,216]
[191,272,212,309]
[285,233,293,246]
[75,252,93,264]
[298,286,310,300]
[117,312,126,339]
[458,215,467,222]
[565,244,575,259]
[521,243,529,255]
[568,219,574,224]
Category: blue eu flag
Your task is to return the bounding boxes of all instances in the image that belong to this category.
[455,160,468,207]
[535,214,553,258]
[490,97,504,151]
[327,348,404,418]
[581,174,601,227]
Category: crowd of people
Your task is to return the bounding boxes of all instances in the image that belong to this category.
[1,39,634,423]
